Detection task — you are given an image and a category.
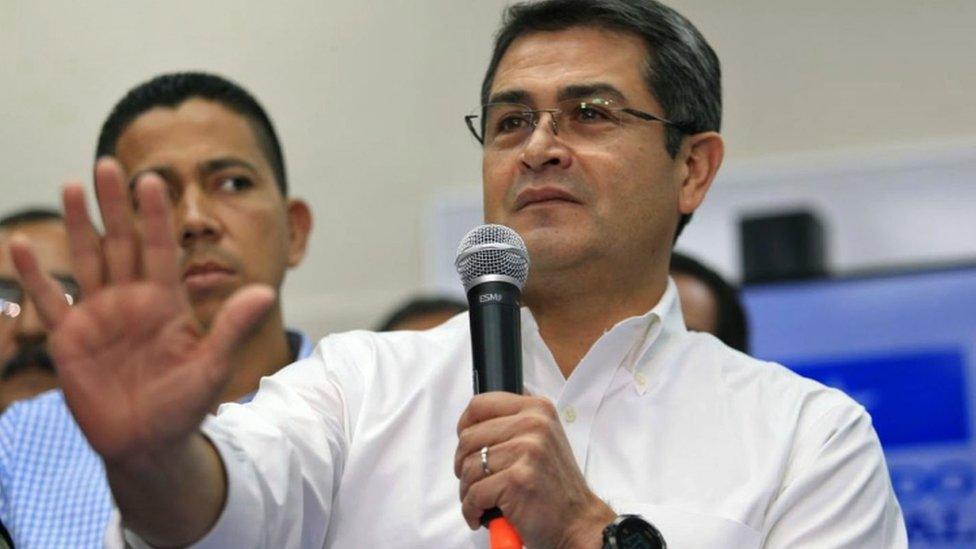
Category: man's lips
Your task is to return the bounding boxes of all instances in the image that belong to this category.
[514,187,582,210]
[182,262,235,291]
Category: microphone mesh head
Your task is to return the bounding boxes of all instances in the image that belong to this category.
[455,224,530,290]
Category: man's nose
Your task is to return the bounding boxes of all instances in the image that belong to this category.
[177,185,221,247]
[518,112,573,172]
[13,299,47,347]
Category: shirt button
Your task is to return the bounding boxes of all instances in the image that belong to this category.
[635,373,647,387]
[562,406,578,423]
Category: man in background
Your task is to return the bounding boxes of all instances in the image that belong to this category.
[0,72,314,547]
[376,295,467,331]
[0,208,72,411]
[671,251,749,352]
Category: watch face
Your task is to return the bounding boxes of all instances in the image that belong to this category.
[617,516,666,549]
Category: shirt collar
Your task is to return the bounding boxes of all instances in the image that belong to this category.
[520,278,687,396]
[629,277,687,394]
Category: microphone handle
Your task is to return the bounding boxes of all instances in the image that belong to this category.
[468,280,523,394]
[467,280,524,549]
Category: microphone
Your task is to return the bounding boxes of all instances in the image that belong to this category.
[455,224,529,549]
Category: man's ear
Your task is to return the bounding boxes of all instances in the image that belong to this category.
[677,132,724,216]
[284,199,312,268]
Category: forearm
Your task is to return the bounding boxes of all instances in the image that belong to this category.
[106,432,227,547]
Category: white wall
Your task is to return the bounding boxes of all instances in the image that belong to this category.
[679,141,976,281]
[1,0,974,337]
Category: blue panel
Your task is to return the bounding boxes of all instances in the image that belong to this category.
[741,266,976,547]
[785,350,969,447]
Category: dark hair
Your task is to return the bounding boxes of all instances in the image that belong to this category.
[0,207,63,230]
[481,0,721,240]
[376,296,468,331]
[95,72,288,196]
[670,251,749,353]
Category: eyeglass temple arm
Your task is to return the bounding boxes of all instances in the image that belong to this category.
[621,108,693,133]
[464,115,485,145]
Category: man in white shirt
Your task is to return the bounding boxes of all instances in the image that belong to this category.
[13,0,906,547]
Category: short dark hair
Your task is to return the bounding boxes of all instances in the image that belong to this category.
[0,207,63,230]
[376,296,468,331]
[481,0,721,240]
[95,72,288,196]
[671,251,749,353]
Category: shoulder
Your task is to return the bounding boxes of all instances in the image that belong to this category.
[309,313,470,377]
[1,389,75,433]
[678,332,867,439]
[0,390,92,476]
[266,314,470,405]
[252,315,472,440]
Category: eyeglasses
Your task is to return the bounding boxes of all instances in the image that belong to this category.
[0,276,80,321]
[465,97,687,149]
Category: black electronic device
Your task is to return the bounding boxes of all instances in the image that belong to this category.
[602,514,666,549]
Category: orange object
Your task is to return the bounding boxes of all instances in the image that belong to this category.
[488,517,523,549]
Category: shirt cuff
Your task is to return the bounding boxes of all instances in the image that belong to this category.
[118,417,266,549]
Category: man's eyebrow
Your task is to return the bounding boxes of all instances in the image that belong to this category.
[486,89,532,105]
[487,84,628,106]
[200,157,259,176]
[557,83,627,102]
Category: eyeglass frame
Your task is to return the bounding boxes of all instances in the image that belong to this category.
[464,97,693,146]
[0,275,80,320]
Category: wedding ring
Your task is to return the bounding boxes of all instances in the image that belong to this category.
[480,445,492,476]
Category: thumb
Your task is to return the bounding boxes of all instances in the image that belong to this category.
[201,284,277,388]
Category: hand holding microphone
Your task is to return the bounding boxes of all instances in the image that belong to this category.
[453,225,615,549]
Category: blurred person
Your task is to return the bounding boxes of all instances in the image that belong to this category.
[0,519,10,549]
[0,72,313,547]
[16,1,905,547]
[670,251,749,352]
[376,295,467,331]
[0,208,72,411]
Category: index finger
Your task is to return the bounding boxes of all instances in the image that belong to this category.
[456,392,535,436]
[136,174,180,286]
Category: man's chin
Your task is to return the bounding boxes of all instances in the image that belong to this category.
[485,214,596,270]
[523,231,596,273]
[189,290,235,330]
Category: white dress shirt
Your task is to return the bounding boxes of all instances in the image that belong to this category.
[118,280,906,548]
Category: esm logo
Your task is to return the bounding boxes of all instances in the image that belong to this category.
[479,293,503,303]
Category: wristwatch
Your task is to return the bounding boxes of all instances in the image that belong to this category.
[601,514,666,549]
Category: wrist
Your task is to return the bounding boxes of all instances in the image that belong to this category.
[105,432,203,480]
[106,433,225,547]
[558,495,617,549]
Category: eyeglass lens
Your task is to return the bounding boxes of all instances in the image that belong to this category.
[480,97,628,148]
[0,277,79,320]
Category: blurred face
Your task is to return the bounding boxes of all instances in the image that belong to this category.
[0,220,72,408]
[114,98,308,327]
[673,272,719,335]
[482,27,685,276]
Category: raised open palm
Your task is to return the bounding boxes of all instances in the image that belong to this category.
[10,158,275,465]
